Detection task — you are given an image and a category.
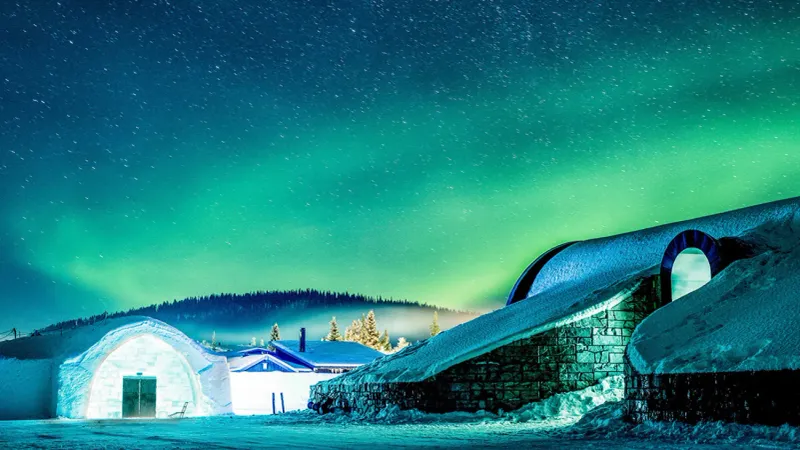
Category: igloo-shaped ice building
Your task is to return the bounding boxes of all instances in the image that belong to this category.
[0,316,232,420]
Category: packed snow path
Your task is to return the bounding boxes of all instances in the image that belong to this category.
[0,411,797,449]
[0,377,797,449]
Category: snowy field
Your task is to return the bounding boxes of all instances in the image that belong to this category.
[1,406,798,449]
[1,377,799,449]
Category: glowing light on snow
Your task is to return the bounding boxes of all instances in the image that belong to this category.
[86,334,205,419]
[671,248,712,300]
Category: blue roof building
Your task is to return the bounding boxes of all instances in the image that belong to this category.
[271,340,385,373]
[227,340,384,374]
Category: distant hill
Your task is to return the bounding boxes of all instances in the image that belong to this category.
[41,289,479,346]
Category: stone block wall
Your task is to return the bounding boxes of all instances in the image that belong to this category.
[311,276,659,415]
[625,362,800,426]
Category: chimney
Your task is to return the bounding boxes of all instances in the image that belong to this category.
[299,328,306,353]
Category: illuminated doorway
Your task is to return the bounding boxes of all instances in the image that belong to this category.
[670,248,712,300]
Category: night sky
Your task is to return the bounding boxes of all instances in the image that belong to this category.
[2,1,800,330]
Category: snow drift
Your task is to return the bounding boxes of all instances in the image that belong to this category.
[318,375,625,425]
[628,207,800,374]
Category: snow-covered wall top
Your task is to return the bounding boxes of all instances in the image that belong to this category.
[316,197,800,385]
[628,207,800,374]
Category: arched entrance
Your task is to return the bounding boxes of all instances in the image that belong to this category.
[660,230,724,306]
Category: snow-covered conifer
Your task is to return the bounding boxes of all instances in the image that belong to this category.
[363,310,380,349]
[358,314,367,344]
[378,329,391,352]
[344,325,353,341]
[430,311,441,337]
[395,337,410,352]
[270,323,281,341]
[326,316,342,341]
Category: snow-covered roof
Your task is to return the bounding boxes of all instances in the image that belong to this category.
[319,197,800,384]
[0,316,210,362]
[271,340,384,368]
[228,354,270,372]
[227,353,311,372]
[525,197,800,300]
[274,357,312,372]
[218,347,271,357]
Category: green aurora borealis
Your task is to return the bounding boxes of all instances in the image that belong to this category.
[2,1,800,329]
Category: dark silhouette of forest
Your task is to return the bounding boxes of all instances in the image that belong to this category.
[41,289,467,333]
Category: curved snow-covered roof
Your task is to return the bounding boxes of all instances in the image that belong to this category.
[526,196,800,299]
[0,316,213,363]
[628,208,800,374]
[319,197,800,384]
[506,241,578,305]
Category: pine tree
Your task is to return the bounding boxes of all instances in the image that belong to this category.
[270,323,281,341]
[250,337,257,347]
[345,318,362,343]
[260,338,265,347]
[211,331,217,348]
[326,316,342,341]
[358,314,367,345]
[378,329,391,352]
[344,325,353,341]
[430,311,441,337]
[395,337,410,352]
[363,310,380,349]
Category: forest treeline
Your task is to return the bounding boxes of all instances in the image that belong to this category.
[40,289,466,333]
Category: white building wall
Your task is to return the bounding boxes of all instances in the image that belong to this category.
[230,372,337,415]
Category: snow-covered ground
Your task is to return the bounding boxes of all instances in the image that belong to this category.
[1,377,798,449]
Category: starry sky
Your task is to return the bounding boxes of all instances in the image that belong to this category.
[2,0,800,330]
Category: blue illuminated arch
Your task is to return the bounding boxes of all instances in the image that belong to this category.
[507,241,578,306]
[659,229,724,306]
